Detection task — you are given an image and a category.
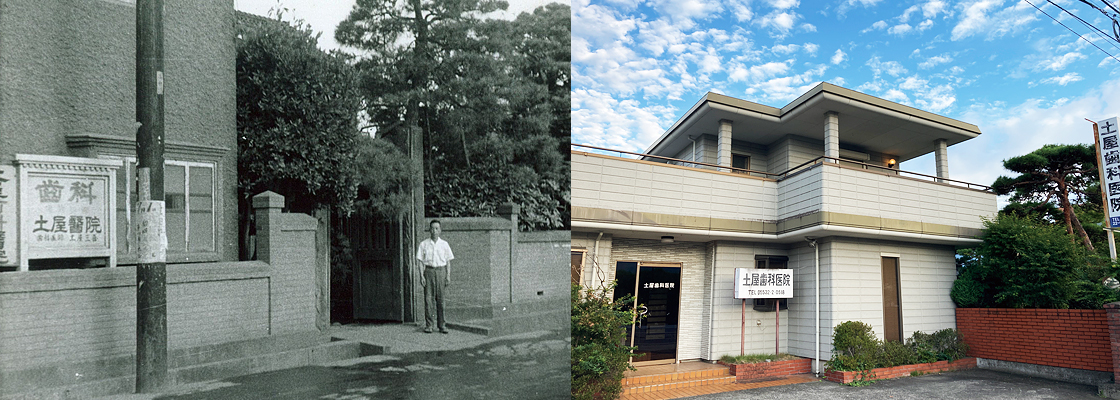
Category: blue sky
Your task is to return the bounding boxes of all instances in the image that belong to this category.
[572,0,1120,189]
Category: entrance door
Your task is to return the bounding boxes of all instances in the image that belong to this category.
[881,257,902,342]
[614,261,682,365]
[342,216,404,321]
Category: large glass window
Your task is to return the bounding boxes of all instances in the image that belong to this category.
[110,158,216,260]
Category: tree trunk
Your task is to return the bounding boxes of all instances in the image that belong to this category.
[1058,179,1095,251]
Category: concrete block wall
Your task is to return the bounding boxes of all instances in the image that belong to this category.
[0,262,271,372]
[610,238,707,361]
[958,308,1111,373]
[515,231,570,303]
[1,191,322,394]
[435,217,510,320]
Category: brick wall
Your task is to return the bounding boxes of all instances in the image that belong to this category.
[956,308,1111,372]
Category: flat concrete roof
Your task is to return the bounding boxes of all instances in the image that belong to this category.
[643,82,982,163]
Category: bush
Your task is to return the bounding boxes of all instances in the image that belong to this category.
[950,267,985,308]
[718,353,798,364]
[827,322,969,372]
[826,321,880,372]
[572,283,640,400]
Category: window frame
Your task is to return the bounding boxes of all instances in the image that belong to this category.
[753,255,789,312]
[104,156,219,264]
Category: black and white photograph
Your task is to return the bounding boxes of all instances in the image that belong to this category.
[0,0,570,398]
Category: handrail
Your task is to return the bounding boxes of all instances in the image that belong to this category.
[570,143,781,177]
[571,143,993,192]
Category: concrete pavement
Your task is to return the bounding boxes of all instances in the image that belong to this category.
[679,368,1100,400]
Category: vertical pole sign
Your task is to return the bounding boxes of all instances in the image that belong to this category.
[1095,117,1120,260]
[0,165,16,269]
[734,268,793,357]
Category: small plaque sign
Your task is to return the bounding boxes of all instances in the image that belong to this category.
[734,268,793,299]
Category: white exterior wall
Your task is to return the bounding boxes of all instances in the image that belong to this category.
[610,238,708,361]
[571,231,614,290]
[571,152,778,223]
[785,242,822,365]
[799,238,958,360]
[767,135,821,173]
[819,165,995,229]
[706,241,792,359]
[777,165,824,220]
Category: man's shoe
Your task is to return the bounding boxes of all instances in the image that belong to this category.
[440,329,450,334]
[424,328,433,333]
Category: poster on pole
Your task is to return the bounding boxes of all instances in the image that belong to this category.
[1098,117,1120,228]
[734,268,793,299]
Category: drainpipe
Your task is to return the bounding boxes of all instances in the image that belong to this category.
[709,242,718,360]
[807,237,820,376]
[593,231,604,288]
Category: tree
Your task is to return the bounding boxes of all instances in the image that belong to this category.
[992,144,1099,250]
[236,12,362,215]
[336,2,571,230]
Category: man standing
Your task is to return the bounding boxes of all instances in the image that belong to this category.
[416,219,454,333]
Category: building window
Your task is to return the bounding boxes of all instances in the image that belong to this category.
[753,255,789,312]
[111,157,216,260]
[571,250,586,285]
[732,153,750,173]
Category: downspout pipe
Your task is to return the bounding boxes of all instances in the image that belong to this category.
[807,237,820,376]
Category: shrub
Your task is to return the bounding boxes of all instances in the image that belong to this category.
[877,340,916,368]
[906,329,969,362]
[950,267,985,308]
[571,283,640,400]
[826,321,880,372]
[718,353,798,364]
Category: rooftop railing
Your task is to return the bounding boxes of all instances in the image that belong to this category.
[572,143,992,192]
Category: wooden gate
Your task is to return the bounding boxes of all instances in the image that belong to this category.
[337,215,407,321]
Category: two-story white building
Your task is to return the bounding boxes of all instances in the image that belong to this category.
[571,83,997,373]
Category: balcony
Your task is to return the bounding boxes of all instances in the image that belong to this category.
[571,145,997,245]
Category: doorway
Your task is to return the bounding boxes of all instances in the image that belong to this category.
[614,261,682,366]
[881,257,902,342]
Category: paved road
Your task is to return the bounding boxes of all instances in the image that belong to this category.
[149,329,570,400]
[682,368,1100,400]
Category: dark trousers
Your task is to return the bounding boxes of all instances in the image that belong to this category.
[423,266,446,330]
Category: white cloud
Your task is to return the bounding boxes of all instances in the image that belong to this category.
[838,0,883,16]
[862,20,888,33]
[773,44,800,54]
[921,0,949,18]
[831,49,848,65]
[572,3,639,48]
[867,56,908,77]
[1041,73,1084,85]
[727,0,755,21]
[764,0,799,10]
[755,11,800,37]
[899,76,928,90]
[742,64,829,103]
[918,54,953,69]
[571,89,677,151]
[803,43,819,55]
[647,0,723,28]
[888,24,913,35]
[945,79,1120,189]
[882,89,910,103]
[1042,52,1087,71]
[951,0,1037,41]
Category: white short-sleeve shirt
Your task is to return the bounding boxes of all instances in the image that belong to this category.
[417,238,454,267]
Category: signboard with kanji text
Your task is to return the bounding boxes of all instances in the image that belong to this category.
[1098,117,1120,228]
[0,165,16,267]
[734,268,793,299]
[15,154,118,270]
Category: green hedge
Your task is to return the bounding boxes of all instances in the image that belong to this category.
[826,321,969,372]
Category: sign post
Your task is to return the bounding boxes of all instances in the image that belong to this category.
[1093,116,1120,260]
[734,268,793,357]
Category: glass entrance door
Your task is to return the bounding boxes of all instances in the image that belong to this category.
[614,261,681,365]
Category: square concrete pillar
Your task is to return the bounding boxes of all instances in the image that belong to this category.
[824,112,839,163]
[717,119,733,171]
[935,139,949,182]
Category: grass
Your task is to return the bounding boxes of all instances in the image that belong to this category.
[718,353,800,364]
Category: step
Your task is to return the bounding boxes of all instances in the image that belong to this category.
[622,366,735,395]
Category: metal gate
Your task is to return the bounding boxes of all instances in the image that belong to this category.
[337,215,407,321]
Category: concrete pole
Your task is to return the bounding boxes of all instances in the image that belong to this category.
[824,112,839,163]
[135,0,168,392]
[934,139,949,182]
[717,120,733,172]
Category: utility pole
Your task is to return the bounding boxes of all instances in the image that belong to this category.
[135,0,168,392]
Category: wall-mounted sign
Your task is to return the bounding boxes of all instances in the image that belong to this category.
[1097,117,1120,228]
[15,154,118,270]
[734,268,793,299]
[0,165,16,267]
